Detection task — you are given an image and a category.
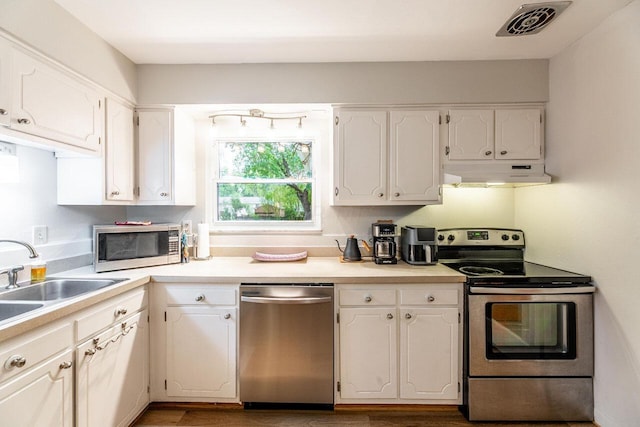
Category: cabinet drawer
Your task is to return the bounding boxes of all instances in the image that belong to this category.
[0,320,72,384]
[340,289,396,306]
[399,289,458,306]
[164,285,236,306]
[76,287,147,341]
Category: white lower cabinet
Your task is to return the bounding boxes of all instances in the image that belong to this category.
[338,284,461,404]
[76,309,149,427]
[166,306,237,398]
[151,283,238,401]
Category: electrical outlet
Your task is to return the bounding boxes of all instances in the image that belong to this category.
[32,225,48,245]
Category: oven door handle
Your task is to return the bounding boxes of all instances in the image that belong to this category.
[469,286,596,295]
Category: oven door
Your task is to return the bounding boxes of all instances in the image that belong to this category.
[468,292,593,377]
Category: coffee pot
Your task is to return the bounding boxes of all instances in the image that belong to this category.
[336,235,362,261]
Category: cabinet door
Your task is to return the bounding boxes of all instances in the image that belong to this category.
[399,307,458,400]
[495,109,542,160]
[10,48,102,152]
[166,306,237,398]
[76,310,149,427]
[137,109,173,203]
[389,110,440,202]
[447,109,494,160]
[0,351,73,427]
[339,307,397,399]
[105,98,134,202]
[0,37,10,127]
[333,110,387,205]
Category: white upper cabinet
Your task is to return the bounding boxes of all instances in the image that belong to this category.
[136,108,196,205]
[105,98,134,202]
[447,108,542,161]
[333,108,441,206]
[9,46,103,153]
[389,110,440,202]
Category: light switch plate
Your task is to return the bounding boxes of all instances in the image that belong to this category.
[32,225,48,245]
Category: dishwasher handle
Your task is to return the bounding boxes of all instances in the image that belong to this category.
[241,295,332,304]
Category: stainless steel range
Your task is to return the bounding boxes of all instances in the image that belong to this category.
[438,228,595,422]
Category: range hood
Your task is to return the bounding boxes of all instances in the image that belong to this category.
[443,163,551,187]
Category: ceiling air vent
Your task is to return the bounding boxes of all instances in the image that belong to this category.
[496,1,572,36]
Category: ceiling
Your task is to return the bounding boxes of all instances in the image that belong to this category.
[54,0,632,64]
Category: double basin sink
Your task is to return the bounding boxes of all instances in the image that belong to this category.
[0,278,127,324]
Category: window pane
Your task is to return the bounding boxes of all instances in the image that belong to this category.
[217,183,312,221]
[219,141,312,179]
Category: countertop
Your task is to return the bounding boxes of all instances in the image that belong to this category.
[0,257,465,342]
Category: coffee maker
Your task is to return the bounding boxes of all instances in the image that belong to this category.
[372,222,398,264]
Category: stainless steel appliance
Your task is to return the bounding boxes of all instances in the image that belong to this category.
[239,284,334,408]
[400,226,437,265]
[93,224,181,272]
[438,228,595,422]
[372,222,397,264]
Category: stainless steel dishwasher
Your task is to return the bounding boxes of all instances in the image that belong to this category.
[240,283,334,408]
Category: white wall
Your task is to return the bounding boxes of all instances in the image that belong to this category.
[0,0,137,101]
[515,1,640,425]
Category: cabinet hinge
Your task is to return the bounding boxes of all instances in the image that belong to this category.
[98,99,101,109]
[445,146,450,156]
[446,113,450,124]
[136,116,140,126]
[335,116,339,126]
[439,114,442,125]
[164,380,167,390]
[98,137,101,145]
[147,315,150,323]
[458,312,461,323]
[337,381,341,392]
[458,382,461,393]
[147,385,150,394]
[336,313,340,323]
[164,311,166,322]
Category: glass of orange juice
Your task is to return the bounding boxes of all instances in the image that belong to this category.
[31,261,46,283]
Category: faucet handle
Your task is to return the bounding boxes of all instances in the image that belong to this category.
[2,266,25,289]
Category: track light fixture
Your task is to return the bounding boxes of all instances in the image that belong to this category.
[209,109,307,129]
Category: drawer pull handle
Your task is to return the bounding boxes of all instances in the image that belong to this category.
[5,355,27,369]
[195,294,205,302]
[405,313,412,319]
[427,295,435,302]
[59,361,73,370]
[224,313,231,320]
[17,118,31,125]
[110,190,120,196]
[387,313,394,320]
[85,348,96,356]
[114,307,128,316]
[364,295,372,303]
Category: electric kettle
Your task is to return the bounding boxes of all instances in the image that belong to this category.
[336,235,362,261]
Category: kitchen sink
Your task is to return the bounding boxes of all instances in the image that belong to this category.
[0,302,45,322]
[0,278,127,302]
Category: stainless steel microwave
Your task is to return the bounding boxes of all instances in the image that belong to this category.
[93,224,181,272]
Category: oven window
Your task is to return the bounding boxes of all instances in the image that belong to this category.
[485,302,577,359]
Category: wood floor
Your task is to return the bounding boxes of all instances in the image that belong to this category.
[132,404,597,427]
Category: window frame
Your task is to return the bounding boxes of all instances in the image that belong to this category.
[207,137,321,233]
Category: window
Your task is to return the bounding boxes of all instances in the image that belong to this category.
[210,139,318,231]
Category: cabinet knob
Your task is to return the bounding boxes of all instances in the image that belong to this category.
[394,192,400,197]
[405,313,412,320]
[364,295,372,303]
[59,361,73,370]
[195,294,205,302]
[387,313,394,320]
[5,355,26,369]
[224,313,231,320]
[114,306,128,316]
[0,108,7,115]
[110,190,120,196]
[378,193,384,198]
[500,150,507,155]
[17,118,31,125]
[427,295,435,302]
[160,192,169,197]
[484,150,492,156]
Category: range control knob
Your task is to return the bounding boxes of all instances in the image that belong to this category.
[501,234,510,241]
[447,234,455,242]
[437,234,445,241]
[512,234,521,241]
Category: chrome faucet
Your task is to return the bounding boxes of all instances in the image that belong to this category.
[0,240,40,289]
